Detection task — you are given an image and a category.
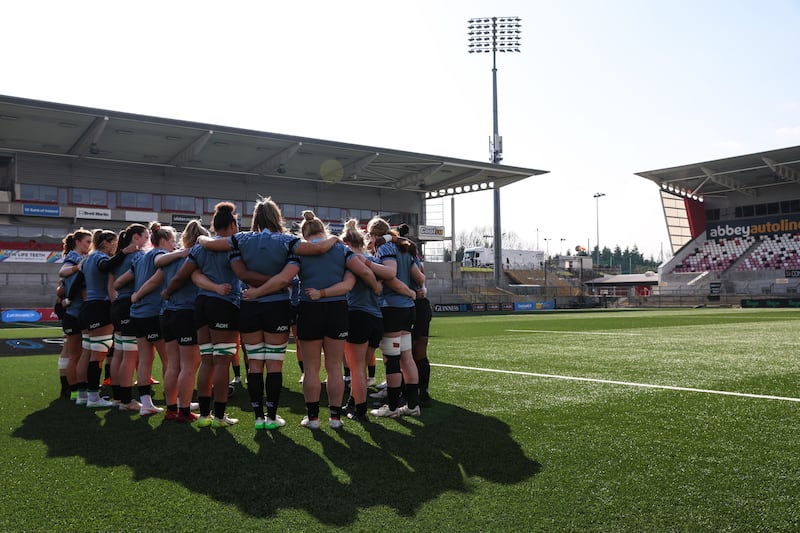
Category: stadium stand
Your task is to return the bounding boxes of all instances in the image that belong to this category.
[736,233,800,271]
[672,236,755,273]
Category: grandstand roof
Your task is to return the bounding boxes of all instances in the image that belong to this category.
[635,145,800,201]
[585,272,659,287]
[0,95,548,194]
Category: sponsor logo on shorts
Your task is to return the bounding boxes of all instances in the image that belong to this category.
[215,322,229,329]
[146,333,159,340]
[89,321,101,330]
[180,336,193,343]
[121,319,130,325]
[338,332,349,338]
[276,325,288,332]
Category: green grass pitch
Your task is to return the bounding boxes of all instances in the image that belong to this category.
[1,308,799,531]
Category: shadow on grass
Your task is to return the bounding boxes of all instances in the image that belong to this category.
[13,396,540,525]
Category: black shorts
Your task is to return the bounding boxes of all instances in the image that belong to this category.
[381,306,415,334]
[239,300,291,334]
[194,294,239,332]
[111,297,135,336]
[296,300,348,341]
[161,309,198,345]
[412,298,432,339]
[133,315,163,342]
[347,310,383,347]
[79,300,112,331]
[62,314,82,336]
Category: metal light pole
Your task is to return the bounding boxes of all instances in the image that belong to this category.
[593,192,605,269]
[468,16,521,287]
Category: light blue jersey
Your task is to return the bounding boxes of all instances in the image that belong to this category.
[113,250,144,299]
[229,230,300,302]
[162,257,197,311]
[188,241,241,306]
[296,240,354,303]
[347,253,382,318]
[375,242,415,309]
[130,248,166,318]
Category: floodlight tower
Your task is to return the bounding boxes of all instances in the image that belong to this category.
[593,192,606,268]
[468,16,522,286]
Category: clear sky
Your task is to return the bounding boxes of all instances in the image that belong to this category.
[3,0,800,260]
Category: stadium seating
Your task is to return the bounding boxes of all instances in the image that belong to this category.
[672,236,755,273]
[735,233,800,271]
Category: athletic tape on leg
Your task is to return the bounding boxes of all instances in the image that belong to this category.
[244,343,267,360]
[379,337,401,356]
[117,335,138,353]
[264,342,288,361]
[90,335,114,353]
[213,343,238,357]
[199,343,214,357]
[400,333,412,352]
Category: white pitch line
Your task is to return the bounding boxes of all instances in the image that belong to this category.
[432,363,800,403]
[507,329,643,336]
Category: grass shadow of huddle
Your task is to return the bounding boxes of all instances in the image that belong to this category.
[13,398,541,526]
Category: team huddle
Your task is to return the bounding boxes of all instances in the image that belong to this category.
[55,197,433,430]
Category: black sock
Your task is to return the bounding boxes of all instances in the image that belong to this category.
[298,361,304,373]
[343,366,351,378]
[60,376,69,397]
[179,406,191,417]
[87,361,102,391]
[138,384,152,398]
[70,383,79,393]
[306,401,320,420]
[199,396,212,417]
[111,384,121,401]
[329,405,342,419]
[356,401,368,417]
[167,404,178,412]
[104,362,111,380]
[265,372,282,419]
[233,364,241,378]
[368,365,376,378]
[247,372,265,419]
[416,357,431,394]
[405,383,419,409]
[119,386,132,404]
[387,386,402,410]
[213,401,227,419]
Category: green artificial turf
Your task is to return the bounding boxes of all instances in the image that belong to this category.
[1,308,799,531]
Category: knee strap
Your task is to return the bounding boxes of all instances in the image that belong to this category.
[199,343,214,357]
[385,356,401,375]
